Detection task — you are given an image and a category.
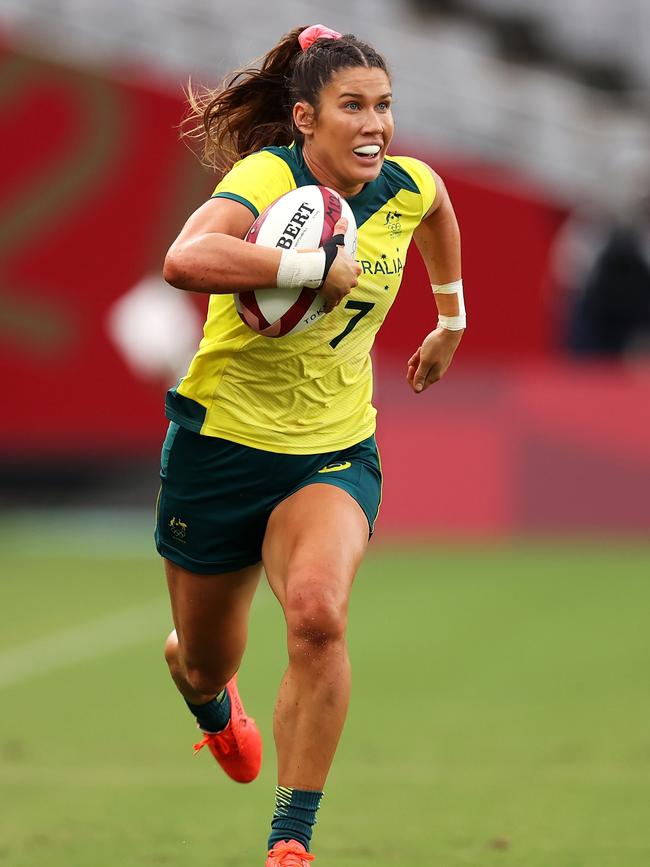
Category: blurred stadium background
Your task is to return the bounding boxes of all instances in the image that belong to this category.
[1,1,649,865]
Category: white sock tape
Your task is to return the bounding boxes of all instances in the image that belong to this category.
[432,279,466,330]
[277,250,326,291]
[437,313,466,330]
[431,279,463,295]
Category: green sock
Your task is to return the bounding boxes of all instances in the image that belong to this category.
[184,688,230,733]
[268,786,323,852]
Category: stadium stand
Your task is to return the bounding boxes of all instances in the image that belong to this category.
[411,0,650,92]
[0,0,648,202]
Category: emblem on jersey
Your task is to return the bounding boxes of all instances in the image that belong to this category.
[318,461,352,474]
[169,516,188,542]
[385,210,402,238]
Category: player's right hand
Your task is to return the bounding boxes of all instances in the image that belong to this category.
[320,218,361,314]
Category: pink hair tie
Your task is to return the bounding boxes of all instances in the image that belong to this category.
[298,24,342,51]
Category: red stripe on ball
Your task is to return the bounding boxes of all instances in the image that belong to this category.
[319,187,342,245]
[259,320,283,337]
[237,291,272,330]
[278,288,320,334]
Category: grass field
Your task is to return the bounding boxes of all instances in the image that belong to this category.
[1,513,649,867]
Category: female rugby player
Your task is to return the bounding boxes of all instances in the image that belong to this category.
[158,23,465,867]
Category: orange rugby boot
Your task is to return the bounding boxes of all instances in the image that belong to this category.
[192,673,262,783]
[265,840,315,866]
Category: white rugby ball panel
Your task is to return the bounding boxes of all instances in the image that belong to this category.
[237,185,358,337]
[235,287,324,337]
[246,186,340,251]
[338,197,357,258]
[258,286,303,323]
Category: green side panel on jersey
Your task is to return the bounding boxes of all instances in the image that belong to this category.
[165,388,208,433]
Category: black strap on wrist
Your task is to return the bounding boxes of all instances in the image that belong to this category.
[320,233,346,287]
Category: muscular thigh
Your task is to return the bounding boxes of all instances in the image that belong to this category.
[165,558,261,666]
[262,484,369,615]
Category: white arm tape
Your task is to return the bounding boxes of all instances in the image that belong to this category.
[277,249,326,291]
[432,279,466,330]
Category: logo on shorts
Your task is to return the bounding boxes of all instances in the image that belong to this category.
[318,461,352,474]
[169,516,188,543]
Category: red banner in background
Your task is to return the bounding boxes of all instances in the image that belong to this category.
[382,144,568,365]
[2,42,647,536]
[2,43,566,457]
[374,360,650,537]
[1,44,209,455]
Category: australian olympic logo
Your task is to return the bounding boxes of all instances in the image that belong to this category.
[385,210,402,237]
[169,516,188,543]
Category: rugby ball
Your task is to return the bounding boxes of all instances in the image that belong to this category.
[235,185,357,337]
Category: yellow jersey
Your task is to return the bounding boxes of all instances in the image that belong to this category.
[166,142,436,454]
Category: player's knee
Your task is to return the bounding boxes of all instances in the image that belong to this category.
[164,630,182,672]
[183,662,230,697]
[171,642,234,695]
[285,583,347,654]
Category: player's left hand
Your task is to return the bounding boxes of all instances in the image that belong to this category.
[407,327,464,394]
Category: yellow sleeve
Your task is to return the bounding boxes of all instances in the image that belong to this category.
[389,156,437,221]
[211,150,297,218]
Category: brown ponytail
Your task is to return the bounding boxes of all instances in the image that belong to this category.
[182,26,389,175]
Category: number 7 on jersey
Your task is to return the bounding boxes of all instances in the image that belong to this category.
[329,300,375,349]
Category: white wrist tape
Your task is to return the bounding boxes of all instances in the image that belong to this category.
[432,279,466,330]
[277,249,326,291]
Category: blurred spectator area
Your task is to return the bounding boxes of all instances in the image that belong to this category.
[411,0,650,92]
[0,0,648,200]
[0,4,648,533]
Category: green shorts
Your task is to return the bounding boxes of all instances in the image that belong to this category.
[154,423,382,575]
